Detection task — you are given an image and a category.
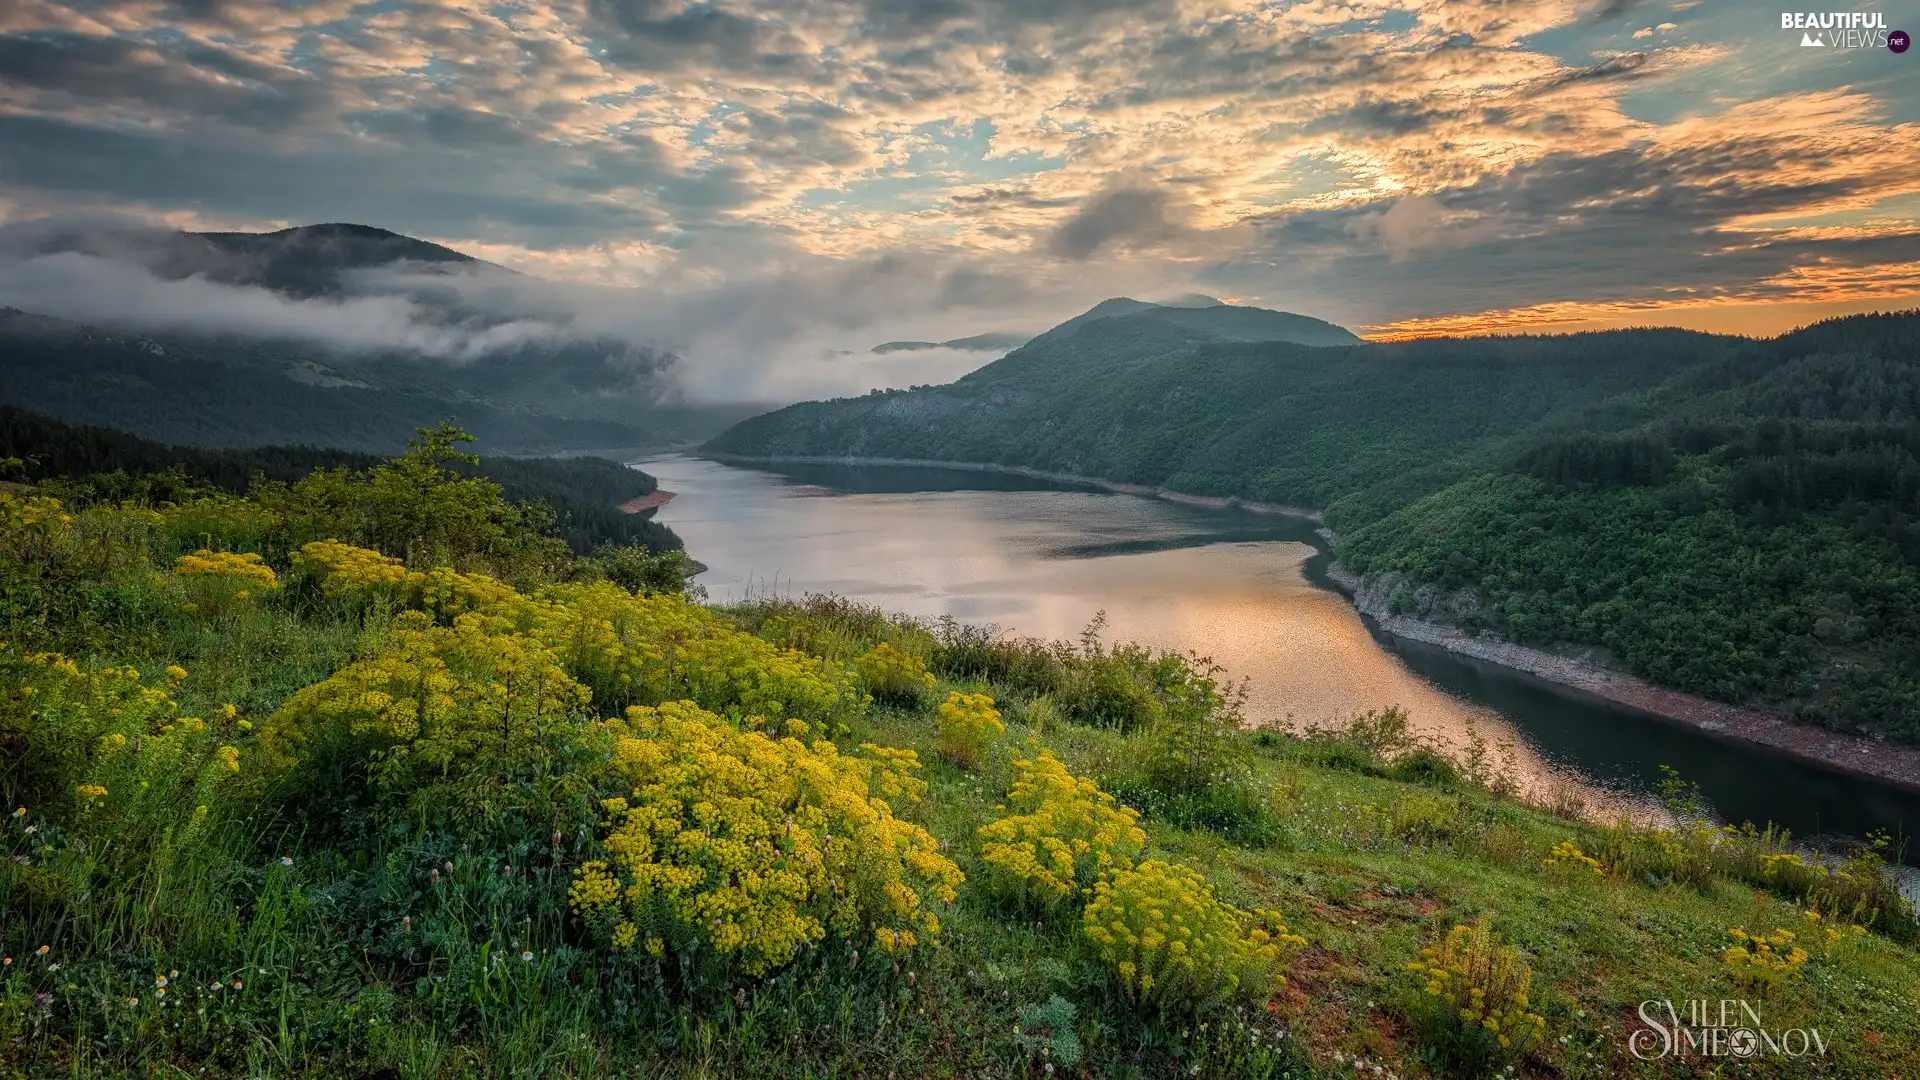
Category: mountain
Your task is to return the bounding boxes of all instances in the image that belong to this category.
[707,306,1920,743]
[871,332,1033,354]
[0,223,767,454]
[178,222,495,298]
[1025,296,1362,350]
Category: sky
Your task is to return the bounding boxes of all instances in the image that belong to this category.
[1,0,1918,395]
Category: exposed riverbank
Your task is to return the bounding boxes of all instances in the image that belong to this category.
[702,450,1920,793]
[617,489,677,514]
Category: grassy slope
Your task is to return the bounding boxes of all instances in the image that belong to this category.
[5,594,1915,1078]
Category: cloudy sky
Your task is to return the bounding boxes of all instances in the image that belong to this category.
[1,0,1917,366]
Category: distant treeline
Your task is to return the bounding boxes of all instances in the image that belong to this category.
[0,406,678,554]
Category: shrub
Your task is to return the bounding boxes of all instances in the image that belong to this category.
[0,654,241,828]
[1405,917,1547,1070]
[569,701,963,977]
[292,539,409,610]
[259,610,594,831]
[527,582,865,731]
[935,691,1004,769]
[1590,818,1713,888]
[1081,860,1304,1017]
[1540,839,1603,881]
[1722,927,1810,994]
[1115,682,1284,846]
[1018,694,1061,734]
[1388,746,1462,788]
[157,495,283,558]
[170,549,278,620]
[594,544,691,597]
[854,642,936,705]
[1014,994,1083,1070]
[976,751,1145,910]
[0,490,72,568]
[1386,795,1464,846]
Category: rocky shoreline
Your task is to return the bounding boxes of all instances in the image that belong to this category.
[704,450,1920,792]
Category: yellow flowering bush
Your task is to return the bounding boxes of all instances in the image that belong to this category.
[1723,927,1810,994]
[977,751,1144,909]
[0,653,244,852]
[170,549,279,620]
[1081,860,1304,1016]
[259,610,592,824]
[569,700,963,976]
[935,691,1003,769]
[292,539,410,608]
[0,490,72,566]
[1541,839,1603,880]
[406,566,521,622]
[1405,917,1547,1065]
[854,642,936,704]
[519,583,865,732]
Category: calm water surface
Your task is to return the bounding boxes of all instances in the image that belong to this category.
[643,455,1920,862]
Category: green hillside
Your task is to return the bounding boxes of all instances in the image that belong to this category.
[707,309,1920,741]
[2,438,1914,1079]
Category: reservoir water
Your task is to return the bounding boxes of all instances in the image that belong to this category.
[642,455,1920,864]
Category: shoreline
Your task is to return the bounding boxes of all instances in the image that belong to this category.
[618,489,677,515]
[698,451,1324,520]
[701,450,1920,793]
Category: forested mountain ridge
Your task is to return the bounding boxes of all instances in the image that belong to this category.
[708,307,1920,741]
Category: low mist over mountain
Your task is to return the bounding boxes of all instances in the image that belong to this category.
[0,220,773,453]
[871,332,1033,355]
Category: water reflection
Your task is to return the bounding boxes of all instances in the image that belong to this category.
[643,455,1920,858]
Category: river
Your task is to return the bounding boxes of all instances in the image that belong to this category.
[641,454,1920,865]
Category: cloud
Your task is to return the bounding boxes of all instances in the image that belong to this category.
[0,0,1912,374]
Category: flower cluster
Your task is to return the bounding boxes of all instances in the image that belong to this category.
[273,546,870,736]
[1081,860,1303,1016]
[1541,840,1602,877]
[934,691,1004,770]
[170,549,279,618]
[853,642,936,704]
[1406,918,1547,1055]
[523,582,865,732]
[0,490,72,534]
[292,539,410,605]
[569,700,963,976]
[260,610,591,805]
[977,751,1144,909]
[3,653,246,846]
[1723,927,1810,992]
[173,550,278,590]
